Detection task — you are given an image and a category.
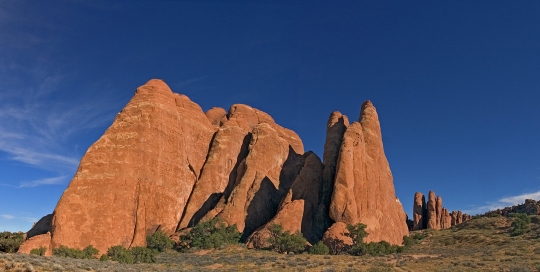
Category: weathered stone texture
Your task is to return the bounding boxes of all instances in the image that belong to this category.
[328,101,409,245]
[50,79,216,253]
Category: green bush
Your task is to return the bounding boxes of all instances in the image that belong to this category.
[309,241,329,255]
[266,224,307,254]
[146,230,174,252]
[52,245,98,259]
[178,217,241,251]
[30,246,47,256]
[107,245,134,264]
[345,223,404,256]
[99,254,109,261]
[510,213,531,236]
[403,232,426,248]
[0,231,25,253]
[130,246,157,263]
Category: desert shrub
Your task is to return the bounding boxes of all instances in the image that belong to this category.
[0,231,25,253]
[130,246,157,263]
[346,223,404,256]
[346,223,368,245]
[99,254,109,261]
[510,213,531,236]
[266,224,307,254]
[30,246,47,256]
[309,241,330,255]
[106,245,133,264]
[52,245,98,259]
[146,230,174,252]
[177,217,241,251]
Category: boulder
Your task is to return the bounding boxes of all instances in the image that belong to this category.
[18,232,52,256]
[322,222,353,255]
[205,107,227,127]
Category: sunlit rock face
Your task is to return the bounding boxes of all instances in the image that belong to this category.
[326,101,409,246]
[19,79,410,254]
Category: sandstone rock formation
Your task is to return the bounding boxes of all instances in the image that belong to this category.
[319,112,349,233]
[413,192,425,231]
[411,190,470,231]
[18,79,409,254]
[246,152,324,247]
[484,199,540,217]
[321,222,353,254]
[17,232,52,256]
[49,79,217,253]
[205,107,227,127]
[436,196,443,230]
[326,101,409,245]
[426,191,438,229]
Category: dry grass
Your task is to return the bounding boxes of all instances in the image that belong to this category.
[2,216,539,271]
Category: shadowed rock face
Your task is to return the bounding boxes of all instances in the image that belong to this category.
[327,101,409,245]
[49,79,217,253]
[319,112,349,233]
[27,214,53,239]
[413,193,424,231]
[18,80,411,254]
[246,152,324,247]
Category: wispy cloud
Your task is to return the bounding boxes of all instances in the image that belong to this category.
[18,176,69,188]
[463,190,540,215]
[1,214,15,220]
[177,76,208,88]
[20,217,38,223]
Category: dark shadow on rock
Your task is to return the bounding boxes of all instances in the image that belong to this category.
[27,213,53,239]
[187,193,223,227]
[241,145,304,241]
[223,133,252,201]
[242,177,281,241]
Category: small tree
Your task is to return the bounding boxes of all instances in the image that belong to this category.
[52,245,98,259]
[267,224,307,254]
[510,213,531,236]
[107,245,133,264]
[0,231,25,253]
[30,246,47,256]
[99,254,109,261]
[309,241,329,255]
[178,217,241,251]
[130,246,157,263]
[146,230,174,252]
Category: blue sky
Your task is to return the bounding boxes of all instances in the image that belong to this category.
[1,1,539,232]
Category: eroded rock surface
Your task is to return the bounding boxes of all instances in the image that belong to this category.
[328,101,409,245]
[21,80,412,254]
[18,232,52,256]
[51,79,216,253]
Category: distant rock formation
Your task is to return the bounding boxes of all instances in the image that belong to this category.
[484,199,540,217]
[412,193,423,230]
[411,191,470,231]
[18,79,409,254]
